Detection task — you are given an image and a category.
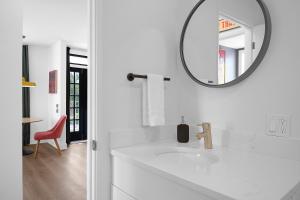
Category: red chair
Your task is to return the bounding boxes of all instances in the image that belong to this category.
[34,115,67,159]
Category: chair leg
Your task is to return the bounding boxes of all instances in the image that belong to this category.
[54,139,62,156]
[34,140,40,159]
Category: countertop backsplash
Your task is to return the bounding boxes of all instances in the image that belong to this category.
[110,125,177,149]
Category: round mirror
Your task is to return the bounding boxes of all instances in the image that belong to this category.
[180,0,271,87]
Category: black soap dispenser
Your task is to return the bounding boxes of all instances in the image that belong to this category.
[177,116,189,143]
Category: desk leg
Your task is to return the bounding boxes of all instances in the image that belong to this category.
[22,123,33,156]
[23,146,34,156]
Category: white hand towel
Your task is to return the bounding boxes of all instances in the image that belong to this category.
[142,74,165,126]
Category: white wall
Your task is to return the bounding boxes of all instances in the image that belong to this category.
[0,0,22,199]
[48,40,67,150]
[177,0,300,142]
[184,0,219,84]
[29,45,50,144]
[98,0,182,199]
[27,42,67,150]
[97,0,300,199]
[28,44,89,148]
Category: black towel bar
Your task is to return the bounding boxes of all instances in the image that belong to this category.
[127,73,171,81]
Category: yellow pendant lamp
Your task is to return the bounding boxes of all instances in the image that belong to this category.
[22,77,37,88]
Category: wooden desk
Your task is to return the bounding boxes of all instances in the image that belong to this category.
[22,118,43,124]
[22,118,43,155]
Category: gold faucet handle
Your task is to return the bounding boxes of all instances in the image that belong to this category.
[196,132,205,140]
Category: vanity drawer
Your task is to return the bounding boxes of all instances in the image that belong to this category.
[112,156,216,200]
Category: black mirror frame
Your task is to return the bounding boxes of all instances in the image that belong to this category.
[180,0,272,88]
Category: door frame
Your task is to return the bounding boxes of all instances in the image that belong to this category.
[87,0,105,199]
[18,0,104,199]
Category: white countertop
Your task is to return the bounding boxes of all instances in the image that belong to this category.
[111,141,300,200]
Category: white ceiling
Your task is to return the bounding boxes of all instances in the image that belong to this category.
[219,0,264,27]
[23,0,88,49]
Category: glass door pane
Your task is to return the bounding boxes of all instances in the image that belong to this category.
[69,71,81,134]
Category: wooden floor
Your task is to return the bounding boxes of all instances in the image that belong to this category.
[23,143,87,200]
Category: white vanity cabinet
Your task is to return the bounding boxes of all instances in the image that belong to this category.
[111,142,300,200]
[112,156,300,200]
[112,156,217,200]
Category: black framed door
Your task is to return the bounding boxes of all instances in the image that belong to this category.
[66,48,88,144]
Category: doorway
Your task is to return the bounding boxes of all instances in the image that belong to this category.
[21,0,96,199]
[66,48,88,144]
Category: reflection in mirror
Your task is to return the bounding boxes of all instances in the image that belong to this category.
[183,0,267,86]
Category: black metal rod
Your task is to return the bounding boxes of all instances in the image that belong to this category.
[127,73,170,81]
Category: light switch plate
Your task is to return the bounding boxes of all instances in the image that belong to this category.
[266,114,290,137]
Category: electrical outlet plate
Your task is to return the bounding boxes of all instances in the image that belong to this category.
[266,114,290,137]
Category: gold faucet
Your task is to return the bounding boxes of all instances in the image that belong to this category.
[196,123,213,149]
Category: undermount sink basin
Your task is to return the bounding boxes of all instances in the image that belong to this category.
[154,147,219,165]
